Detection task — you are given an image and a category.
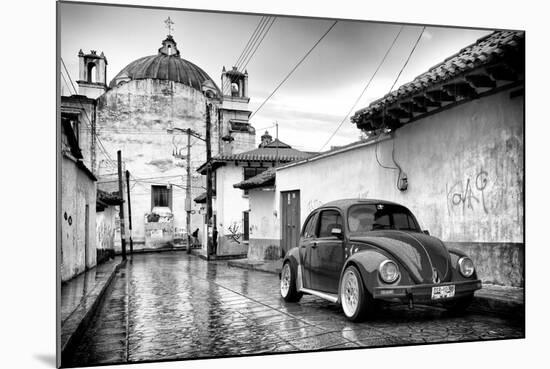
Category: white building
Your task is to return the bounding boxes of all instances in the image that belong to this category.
[199,132,313,257]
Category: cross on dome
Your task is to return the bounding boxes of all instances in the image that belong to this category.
[164,17,175,36]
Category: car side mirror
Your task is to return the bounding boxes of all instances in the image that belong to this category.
[331,226,343,238]
[423,230,430,235]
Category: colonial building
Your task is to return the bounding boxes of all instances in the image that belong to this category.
[242,30,525,287]
[60,110,97,282]
[63,30,257,252]
[199,132,313,257]
[61,85,123,280]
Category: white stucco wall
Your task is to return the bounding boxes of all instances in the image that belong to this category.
[247,188,281,260]
[61,156,97,282]
[215,164,250,255]
[249,188,278,240]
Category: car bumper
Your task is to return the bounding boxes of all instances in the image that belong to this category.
[373,279,482,303]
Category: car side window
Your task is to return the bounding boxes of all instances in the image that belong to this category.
[317,210,343,238]
[302,213,317,238]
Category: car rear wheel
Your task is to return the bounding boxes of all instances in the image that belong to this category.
[340,265,374,321]
[280,262,302,302]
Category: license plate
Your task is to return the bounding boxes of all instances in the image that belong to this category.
[431,285,455,300]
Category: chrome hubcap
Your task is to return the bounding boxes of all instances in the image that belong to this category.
[341,270,359,317]
[280,264,291,297]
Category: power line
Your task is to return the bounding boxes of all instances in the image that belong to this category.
[387,26,426,94]
[235,17,269,69]
[222,16,276,95]
[60,58,118,170]
[318,26,404,152]
[222,16,268,94]
[250,20,338,120]
[238,17,276,75]
[60,58,117,170]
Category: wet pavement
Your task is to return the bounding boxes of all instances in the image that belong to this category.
[66,252,524,367]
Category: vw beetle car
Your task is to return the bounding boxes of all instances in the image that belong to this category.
[280,199,482,321]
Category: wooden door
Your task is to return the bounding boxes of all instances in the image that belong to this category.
[281,190,300,257]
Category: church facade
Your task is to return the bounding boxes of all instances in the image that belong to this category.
[65,32,256,253]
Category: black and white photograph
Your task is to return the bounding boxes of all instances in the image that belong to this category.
[53,0,529,367]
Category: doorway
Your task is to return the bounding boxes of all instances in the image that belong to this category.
[281,190,300,257]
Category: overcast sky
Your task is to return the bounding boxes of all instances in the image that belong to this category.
[59,2,493,152]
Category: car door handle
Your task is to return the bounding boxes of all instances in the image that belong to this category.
[311,242,318,249]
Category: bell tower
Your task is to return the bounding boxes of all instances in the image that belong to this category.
[219,66,255,155]
[76,49,107,99]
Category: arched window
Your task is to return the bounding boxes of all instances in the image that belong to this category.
[167,45,172,56]
[231,82,239,97]
[87,63,96,83]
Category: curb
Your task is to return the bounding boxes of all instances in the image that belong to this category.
[191,249,248,261]
[60,258,125,366]
[227,260,281,275]
[226,261,523,317]
[471,293,524,318]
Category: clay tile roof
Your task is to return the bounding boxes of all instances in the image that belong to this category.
[193,192,206,203]
[351,30,524,123]
[233,167,276,190]
[96,189,123,205]
[197,144,314,174]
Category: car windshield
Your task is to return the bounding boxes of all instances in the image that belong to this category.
[347,204,421,233]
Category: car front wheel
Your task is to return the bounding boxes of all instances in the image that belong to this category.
[280,261,302,302]
[340,265,374,321]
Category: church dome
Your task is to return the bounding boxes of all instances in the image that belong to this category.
[109,35,220,95]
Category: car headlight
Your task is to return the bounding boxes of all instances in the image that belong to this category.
[379,260,400,283]
[458,256,475,277]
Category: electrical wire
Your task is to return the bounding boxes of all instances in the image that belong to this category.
[318,26,404,152]
[238,17,276,75]
[222,16,272,94]
[250,20,338,119]
[60,58,118,169]
[375,26,426,190]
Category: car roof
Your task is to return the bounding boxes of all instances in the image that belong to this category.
[317,198,402,211]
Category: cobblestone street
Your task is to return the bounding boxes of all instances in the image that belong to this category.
[66,252,524,367]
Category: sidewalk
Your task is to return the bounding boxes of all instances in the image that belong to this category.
[60,257,124,361]
[227,258,524,317]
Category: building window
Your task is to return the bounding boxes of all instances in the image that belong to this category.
[87,63,96,83]
[151,185,172,209]
[231,82,239,97]
[243,167,267,195]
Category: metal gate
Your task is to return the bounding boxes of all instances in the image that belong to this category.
[281,190,300,257]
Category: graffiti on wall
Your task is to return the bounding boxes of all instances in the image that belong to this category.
[446,170,489,215]
[306,199,324,213]
[226,222,242,244]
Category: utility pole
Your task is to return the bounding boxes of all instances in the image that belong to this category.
[205,102,215,260]
[275,121,279,167]
[117,150,127,260]
[125,170,133,255]
[168,126,210,256]
[185,130,192,254]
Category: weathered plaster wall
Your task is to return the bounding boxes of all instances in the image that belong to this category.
[247,188,280,260]
[215,164,249,255]
[61,156,97,282]
[96,206,116,263]
[276,89,524,286]
[97,79,218,249]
